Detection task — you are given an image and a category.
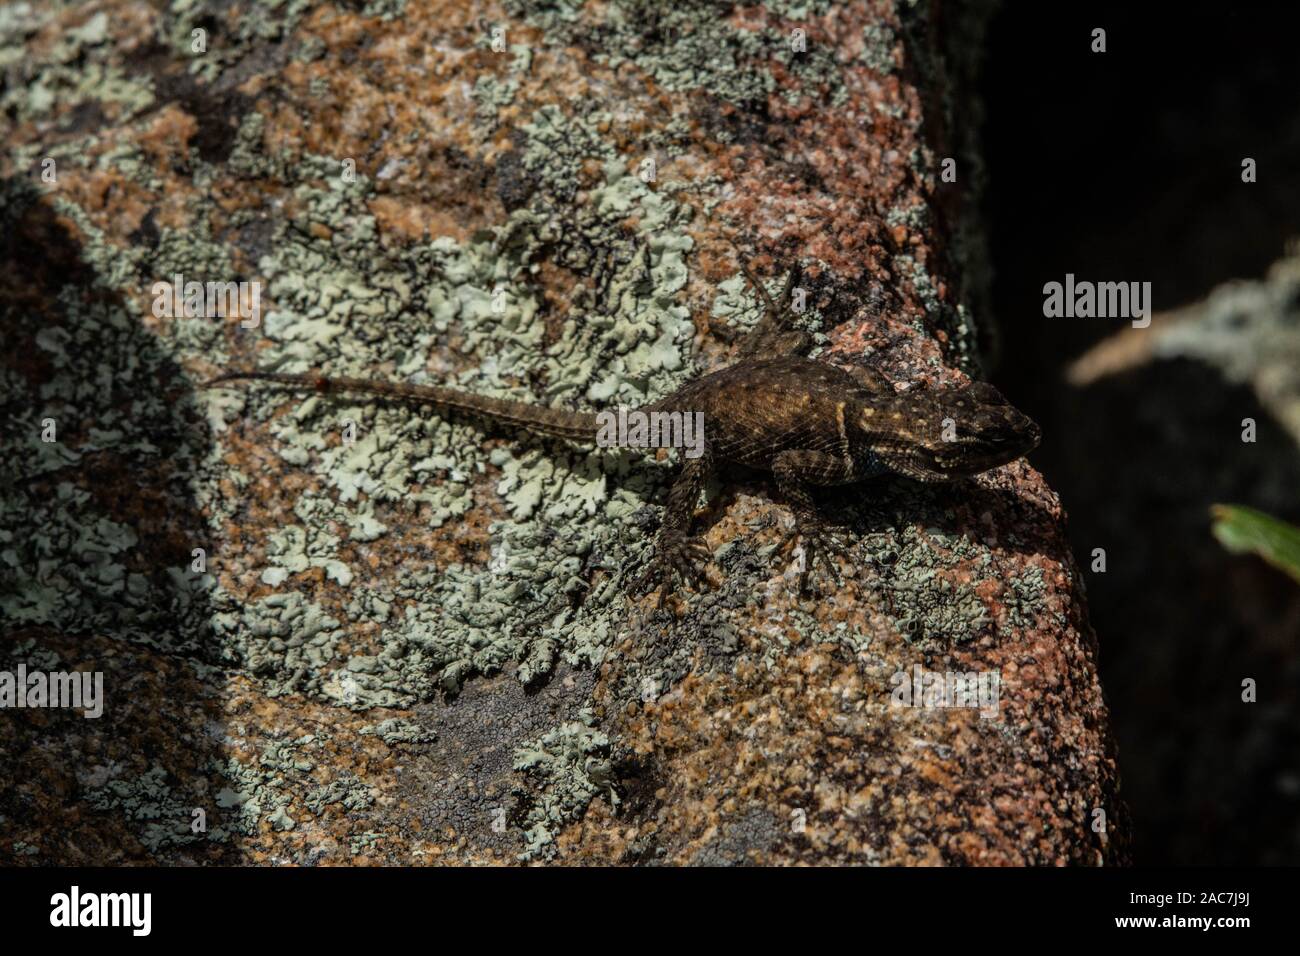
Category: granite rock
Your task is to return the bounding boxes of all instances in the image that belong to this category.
[0,0,1126,865]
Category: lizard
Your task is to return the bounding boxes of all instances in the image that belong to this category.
[204,250,1041,595]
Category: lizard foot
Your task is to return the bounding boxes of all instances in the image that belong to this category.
[633,535,711,600]
[778,522,855,592]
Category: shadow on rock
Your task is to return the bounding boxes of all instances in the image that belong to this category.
[0,178,240,864]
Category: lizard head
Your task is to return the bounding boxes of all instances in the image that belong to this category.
[863,381,1042,482]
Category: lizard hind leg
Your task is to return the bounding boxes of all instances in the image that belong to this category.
[725,239,814,359]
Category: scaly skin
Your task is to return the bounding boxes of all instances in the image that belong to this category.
[206,254,1041,596]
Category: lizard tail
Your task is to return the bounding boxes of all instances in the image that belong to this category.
[203,370,599,442]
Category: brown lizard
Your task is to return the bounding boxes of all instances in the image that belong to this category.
[205,253,1041,594]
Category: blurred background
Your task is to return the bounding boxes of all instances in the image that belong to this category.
[983,2,1300,863]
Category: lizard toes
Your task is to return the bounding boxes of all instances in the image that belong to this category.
[634,537,710,598]
[791,525,854,593]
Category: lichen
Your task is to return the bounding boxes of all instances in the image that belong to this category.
[359,718,434,745]
[165,0,312,82]
[512,713,615,860]
[84,765,205,853]
[504,0,845,109]
[185,106,705,723]
[0,7,154,124]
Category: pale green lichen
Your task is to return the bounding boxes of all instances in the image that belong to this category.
[165,0,313,82]
[361,0,408,20]
[894,252,980,374]
[205,733,375,841]
[304,775,375,815]
[503,0,843,109]
[0,191,219,653]
[0,6,154,124]
[873,524,990,646]
[512,713,615,860]
[472,44,533,127]
[84,765,206,853]
[191,107,701,721]
[360,718,435,745]
[858,19,901,74]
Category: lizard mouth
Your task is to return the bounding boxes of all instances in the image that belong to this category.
[936,450,1021,474]
[932,422,1042,475]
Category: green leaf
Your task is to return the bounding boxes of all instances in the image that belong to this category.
[1210,504,1300,585]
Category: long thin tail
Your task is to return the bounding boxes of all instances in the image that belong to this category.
[204,370,599,441]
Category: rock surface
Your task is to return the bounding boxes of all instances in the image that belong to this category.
[1,0,1127,864]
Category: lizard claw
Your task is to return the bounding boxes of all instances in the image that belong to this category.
[778,522,855,593]
[633,536,711,600]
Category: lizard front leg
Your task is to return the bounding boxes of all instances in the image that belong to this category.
[771,449,857,590]
[635,452,714,598]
